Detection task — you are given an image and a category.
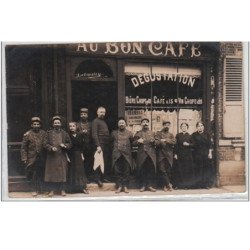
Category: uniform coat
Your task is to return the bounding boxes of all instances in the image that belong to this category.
[111,129,133,168]
[76,121,92,150]
[133,129,157,171]
[155,130,176,166]
[21,129,47,189]
[44,129,72,183]
[21,129,47,167]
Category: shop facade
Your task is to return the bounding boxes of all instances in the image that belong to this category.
[5,42,245,190]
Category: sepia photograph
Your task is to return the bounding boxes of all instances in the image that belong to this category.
[1,41,247,200]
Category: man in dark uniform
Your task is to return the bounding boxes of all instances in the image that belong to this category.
[76,108,93,177]
[91,107,110,187]
[44,116,72,197]
[133,117,157,192]
[21,117,47,197]
[111,117,133,193]
[155,120,176,191]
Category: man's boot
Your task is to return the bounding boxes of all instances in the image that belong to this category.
[123,186,129,193]
[115,186,122,193]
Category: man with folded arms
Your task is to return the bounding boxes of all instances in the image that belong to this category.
[133,117,157,192]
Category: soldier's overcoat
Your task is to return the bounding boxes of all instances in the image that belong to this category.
[21,129,47,167]
[155,130,176,166]
[44,129,72,182]
[133,129,157,171]
[111,129,133,168]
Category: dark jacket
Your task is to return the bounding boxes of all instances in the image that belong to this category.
[155,129,176,166]
[133,129,157,171]
[111,129,133,167]
[76,120,92,151]
[191,131,211,157]
[91,118,110,148]
[21,129,47,167]
[44,129,72,182]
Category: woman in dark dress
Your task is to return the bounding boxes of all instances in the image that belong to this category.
[192,121,213,189]
[174,123,195,189]
[68,122,89,194]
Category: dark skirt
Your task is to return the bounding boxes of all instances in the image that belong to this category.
[175,150,195,188]
[68,150,87,190]
[193,152,213,188]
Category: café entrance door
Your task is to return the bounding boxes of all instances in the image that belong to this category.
[71,81,118,131]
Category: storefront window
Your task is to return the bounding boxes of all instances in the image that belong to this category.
[125,63,202,135]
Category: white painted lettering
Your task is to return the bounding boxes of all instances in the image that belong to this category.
[131,77,139,87]
[149,42,163,56]
[191,43,201,57]
[121,43,131,54]
[77,43,88,52]
[89,43,98,52]
[164,42,177,57]
[105,43,119,54]
[179,43,188,57]
[131,42,143,54]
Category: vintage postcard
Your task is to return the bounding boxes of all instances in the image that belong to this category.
[1,42,247,201]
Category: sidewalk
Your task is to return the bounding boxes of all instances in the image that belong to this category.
[6,185,247,201]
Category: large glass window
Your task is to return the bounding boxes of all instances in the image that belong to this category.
[125,63,203,135]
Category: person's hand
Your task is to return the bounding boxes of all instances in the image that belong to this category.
[174,154,178,160]
[138,138,144,144]
[52,147,57,152]
[82,129,88,134]
[22,160,27,166]
[97,146,102,153]
[183,142,189,146]
[60,143,66,148]
[208,152,212,159]
[161,139,166,142]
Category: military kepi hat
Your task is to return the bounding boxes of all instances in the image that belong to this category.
[31,117,41,123]
[141,116,149,123]
[118,117,126,123]
[162,119,171,125]
[80,108,88,113]
[52,115,61,121]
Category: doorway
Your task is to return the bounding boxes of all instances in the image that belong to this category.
[71,81,118,131]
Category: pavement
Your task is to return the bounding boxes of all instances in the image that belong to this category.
[6,185,247,201]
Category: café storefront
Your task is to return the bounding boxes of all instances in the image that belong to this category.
[5,42,245,190]
[68,42,216,134]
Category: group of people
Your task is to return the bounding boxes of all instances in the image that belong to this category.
[21,106,213,197]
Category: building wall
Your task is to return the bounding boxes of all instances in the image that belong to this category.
[217,42,245,186]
